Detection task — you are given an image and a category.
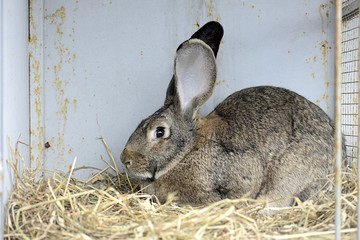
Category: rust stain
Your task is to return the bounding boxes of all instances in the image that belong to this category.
[319,4,330,34]
[60,98,70,122]
[320,40,329,59]
[73,99,78,109]
[322,92,329,103]
[29,1,37,46]
[320,40,330,113]
[207,0,214,17]
[215,79,225,86]
[29,0,44,168]
[196,0,221,24]
[46,3,78,163]
[32,60,44,165]
[47,6,67,162]
[317,3,331,113]
[66,53,77,64]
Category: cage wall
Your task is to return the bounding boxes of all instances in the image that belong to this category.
[342,0,359,165]
[341,1,360,238]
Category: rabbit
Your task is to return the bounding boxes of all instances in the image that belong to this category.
[120,21,340,211]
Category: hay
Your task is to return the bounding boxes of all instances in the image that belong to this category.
[4,141,359,239]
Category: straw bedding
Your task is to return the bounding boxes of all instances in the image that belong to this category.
[4,142,359,239]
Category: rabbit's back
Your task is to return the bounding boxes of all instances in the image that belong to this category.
[212,86,334,152]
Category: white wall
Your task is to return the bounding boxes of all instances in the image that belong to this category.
[0,0,29,238]
[29,0,335,179]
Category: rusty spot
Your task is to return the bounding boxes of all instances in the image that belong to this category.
[215,79,228,87]
[45,142,51,149]
[73,99,78,109]
[215,79,224,86]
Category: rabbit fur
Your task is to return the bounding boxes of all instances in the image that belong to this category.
[121,21,340,210]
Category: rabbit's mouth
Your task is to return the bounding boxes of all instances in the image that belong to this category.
[147,164,158,182]
[125,160,158,182]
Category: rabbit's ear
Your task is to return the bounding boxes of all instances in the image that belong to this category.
[173,39,216,121]
[165,21,223,107]
[164,77,176,107]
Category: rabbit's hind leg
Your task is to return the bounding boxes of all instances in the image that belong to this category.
[255,139,331,215]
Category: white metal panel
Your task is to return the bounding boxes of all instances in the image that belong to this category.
[30,0,335,178]
[0,0,29,238]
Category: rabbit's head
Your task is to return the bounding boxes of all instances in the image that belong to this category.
[121,22,223,181]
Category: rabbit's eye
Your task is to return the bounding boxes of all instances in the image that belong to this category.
[153,126,170,139]
[148,124,170,141]
[155,127,165,138]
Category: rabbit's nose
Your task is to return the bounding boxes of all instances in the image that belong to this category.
[121,148,132,167]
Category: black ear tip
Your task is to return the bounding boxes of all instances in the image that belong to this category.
[199,21,224,35]
[190,21,224,57]
[191,21,224,39]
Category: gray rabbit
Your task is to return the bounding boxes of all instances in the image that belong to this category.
[121,21,339,210]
